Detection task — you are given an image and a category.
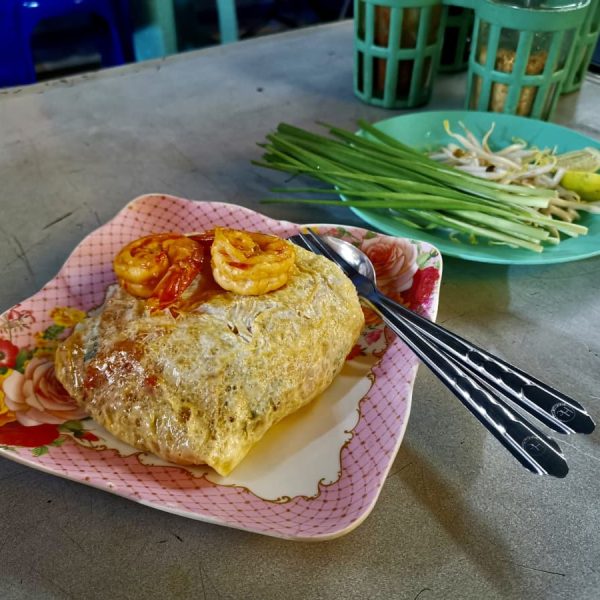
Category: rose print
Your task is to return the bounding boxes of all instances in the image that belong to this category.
[403,266,440,311]
[361,236,418,294]
[2,357,87,426]
[0,421,61,448]
[0,339,19,369]
[346,344,363,361]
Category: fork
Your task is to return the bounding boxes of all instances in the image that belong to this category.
[295,229,594,436]
[291,229,590,478]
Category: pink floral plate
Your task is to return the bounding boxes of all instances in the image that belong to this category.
[0,194,442,540]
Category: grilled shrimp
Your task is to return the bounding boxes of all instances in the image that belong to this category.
[113,233,204,309]
[210,227,295,295]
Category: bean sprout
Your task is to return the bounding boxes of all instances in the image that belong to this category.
[430,120,600,219]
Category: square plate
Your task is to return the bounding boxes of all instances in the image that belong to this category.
[0,194,442,540]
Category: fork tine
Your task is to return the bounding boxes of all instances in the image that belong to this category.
[289,234,311,251]
[296,231,329,258]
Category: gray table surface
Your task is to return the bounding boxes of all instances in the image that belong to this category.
[1,21,599,600]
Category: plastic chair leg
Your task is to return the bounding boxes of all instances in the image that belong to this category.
[132,0,177,59]
[216,0,238,44]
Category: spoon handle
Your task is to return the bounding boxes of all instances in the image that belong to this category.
[376,293,595,435]
[365,295,569,478]
[290,230,570,477]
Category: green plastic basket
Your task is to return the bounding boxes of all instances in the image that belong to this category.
[562,0,600,93]
[353,0,446,108]
[439,6,474,72]
[465,0,591,121]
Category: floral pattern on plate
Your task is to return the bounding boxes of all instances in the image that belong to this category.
[0,194,441,540]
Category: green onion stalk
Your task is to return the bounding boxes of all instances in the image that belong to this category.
[253,121,588,252]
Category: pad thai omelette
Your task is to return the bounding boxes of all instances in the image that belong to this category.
[55,228,364,476]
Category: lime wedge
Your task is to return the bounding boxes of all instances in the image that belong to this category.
[556,147,600,173]
[561,171,600,201]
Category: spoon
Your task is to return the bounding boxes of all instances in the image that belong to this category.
[290,231,579,477]
[319,234,594,436]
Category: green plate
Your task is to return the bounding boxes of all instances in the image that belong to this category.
[350,111,600,265]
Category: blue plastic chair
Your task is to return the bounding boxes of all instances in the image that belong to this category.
[0,0,132,87]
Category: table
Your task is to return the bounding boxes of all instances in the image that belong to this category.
[1,21,599,600]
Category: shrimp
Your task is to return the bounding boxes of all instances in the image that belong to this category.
[210,227,295,295]
[113,233,204,309]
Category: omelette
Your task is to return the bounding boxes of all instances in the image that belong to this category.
[55,229,364,476]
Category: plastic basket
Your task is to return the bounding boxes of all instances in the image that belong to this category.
[354,0,446,108]
[465,0,591,120]
[561,0,600,93]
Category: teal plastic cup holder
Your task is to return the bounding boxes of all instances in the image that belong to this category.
[464,0,591,120]
[562,0,600,93]
[353,0,447,108]
[353,0,593,119]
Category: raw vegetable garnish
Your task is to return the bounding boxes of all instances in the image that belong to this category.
[430,121,600,219]
[255,120,593,252]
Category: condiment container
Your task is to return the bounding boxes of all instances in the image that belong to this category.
[465,0,591,120]
[354,0,446,108]
[561,0,600,93]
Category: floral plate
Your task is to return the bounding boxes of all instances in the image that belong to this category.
[0,194,442,540]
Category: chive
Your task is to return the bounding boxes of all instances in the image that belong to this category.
[255,121,589,251]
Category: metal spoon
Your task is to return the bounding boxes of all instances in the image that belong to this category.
[318,235,594,436]
[291,232,576,477]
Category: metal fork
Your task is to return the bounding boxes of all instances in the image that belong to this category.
[294,229,594,435]
[290,229,588,478]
